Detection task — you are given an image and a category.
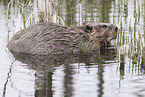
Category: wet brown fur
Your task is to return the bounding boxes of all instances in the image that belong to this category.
[7,22,118,55]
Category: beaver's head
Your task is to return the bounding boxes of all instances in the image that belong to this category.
[82,23,118,46]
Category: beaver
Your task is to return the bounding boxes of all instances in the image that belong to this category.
[7,22,118,55]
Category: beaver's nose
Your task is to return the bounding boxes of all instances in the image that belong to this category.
[115,27,118,32]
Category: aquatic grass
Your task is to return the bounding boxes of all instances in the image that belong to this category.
[121,0,123,6]
[134,0,136,15]
[84,0,87,23]
[84,11,87,23]
[56,0,63,24]
[130,26,133,52]
[79,4,81,25]
[117,6,142,63]
[131,63,135,74]
[129,18,132,33]
[126,8,143,65]
[119,21,123,46]
[2,61,15,97]
[7,0,13,16]
[137,0,140,21]
[128,59,131,73]
[137,31,142,54]
[25,10,38,26]
[22,10,26,29]
[7,28,11,42]
[53,1,64,25]
[125,35,128,45]
[133,13,137,51]
[117,29,120,45]
[118,0,121,23]
[128,44,131,58]
[25,0,64,26]
[120,21,123,34]
[7,0,34,28]
[113,14,116,25]
[122,30,125,45]
[15,0,32,7]
[90,8,94,23]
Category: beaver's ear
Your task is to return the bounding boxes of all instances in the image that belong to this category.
[85,25,93,33]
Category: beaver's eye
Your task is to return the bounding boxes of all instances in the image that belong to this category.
[85,26,93,33]
[103,25,107,28]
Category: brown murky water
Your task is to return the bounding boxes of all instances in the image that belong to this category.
[0,0,145,97]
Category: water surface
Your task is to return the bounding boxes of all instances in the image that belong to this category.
[0,0,145,97]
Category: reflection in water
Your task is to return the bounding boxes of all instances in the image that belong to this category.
[2,0,145,96]
[35,72,53,97]
[141,47,145,74]
[119,62,125,80]
[2,61,14,97]
[119,46,125,80]
[63,64,75,97]
[9,47,117,97]
[97,64,104,97]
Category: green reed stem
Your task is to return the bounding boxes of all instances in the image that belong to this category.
[137,0,140,20]
[122,30,125,45]
[79,4,81,25]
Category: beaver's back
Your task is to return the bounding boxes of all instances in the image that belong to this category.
[7,22,81,55]
[8,22,118,55]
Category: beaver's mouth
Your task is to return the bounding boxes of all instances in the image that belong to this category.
[107,37,115,42]
[100,37,115,47]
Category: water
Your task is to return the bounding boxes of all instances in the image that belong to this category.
[0,0,145,97]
